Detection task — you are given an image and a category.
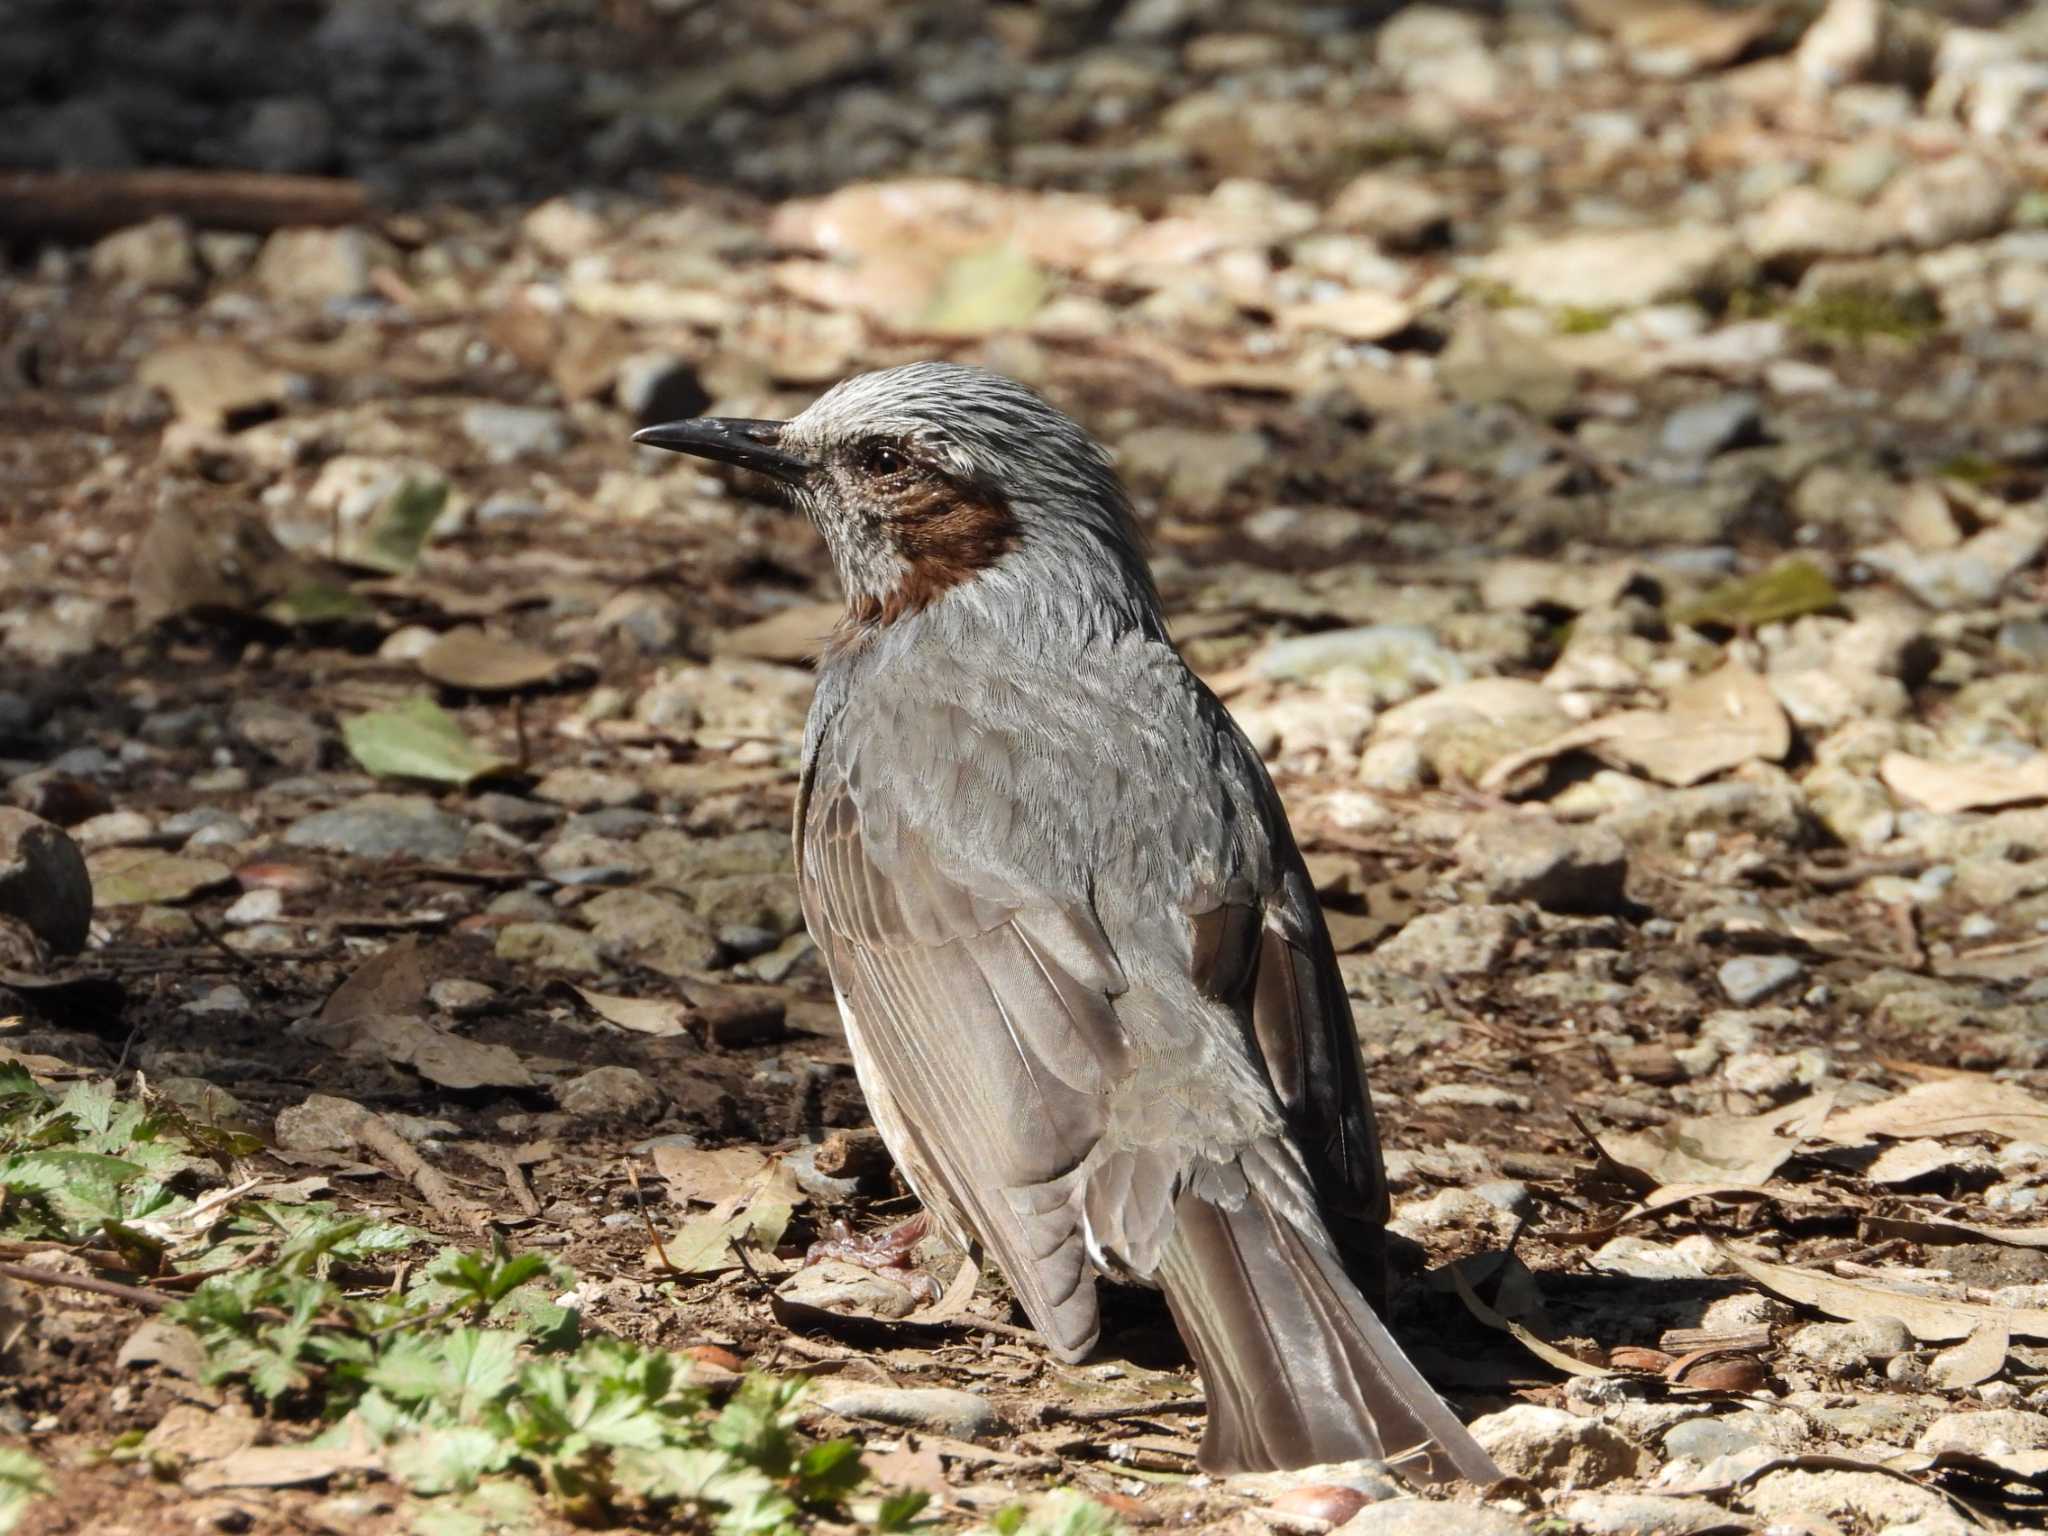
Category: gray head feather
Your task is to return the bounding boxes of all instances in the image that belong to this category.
[780,363,1162,641]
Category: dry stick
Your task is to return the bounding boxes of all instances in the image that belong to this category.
[347,1105,486,1229]
[0,1259,169,1311]
[626,1159,682,1277]
[1038,1397,1207,1425]
[184,913,260,975]
[0,170,370,239]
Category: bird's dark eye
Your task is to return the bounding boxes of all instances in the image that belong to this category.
[858,441,909,478]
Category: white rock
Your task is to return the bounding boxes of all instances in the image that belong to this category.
[1480,225,1744,310]
[1468,1404,1646,1489]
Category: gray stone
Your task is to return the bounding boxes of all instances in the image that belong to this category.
[640,829,790,884]
[533,768,647,811]
[1561,1493,1743,1536]
[814,1385,1000,1441]
[1250,625,1469,703]
[469,793,561,833]
[1877,155,2018,250]
[581,888,722,975]
[1479,225,1745,310]
[686,873,806,942]
[283,795,469,861]
[476,494,547,524]
[1373,905,1525,979]
[1468,1404,1646,1488]
[1336,1501,1530,1535]
[223,888,284,927]
[1455,816,1627,913]
[554,1066,665,1122]
[1116,426,1267,513]
[595,590,684,655]
[154,1077,246,1123]
[1785,1316,1913,1369]
[1660,393,1762,462]
[183,983,251,1019]
[1744,1467,1954,1528]
[255,226,399,305]
[1662,1416,1763,1464]
[1744,187,1886,264]
[494,921,603,976]
[1717,955,1806,1006]
[90,217,201,290]
[168,809,254,849]
[428,979,496,1015]
[273,1094,367,1154]
[1601,779,1807,850]
[462,404,571,463]
[0,808,91,954]
[1915,1408,2048,1455]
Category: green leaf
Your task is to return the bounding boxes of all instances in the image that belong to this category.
[795,1437,865,1503]
[876,1489,931,1532]
[269,582,375,624]
[658,1199,793,1277]
[1670,557,1839,630]
[388,1426,515,1496]
[343,696,513,786]
[359,477,450,574]
[0,1447,52,1536]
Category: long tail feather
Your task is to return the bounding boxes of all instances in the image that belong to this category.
[1155,1165,1500,1483]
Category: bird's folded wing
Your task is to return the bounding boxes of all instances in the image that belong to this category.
[1253,888,1388,1236]
[800,766,1130,1359]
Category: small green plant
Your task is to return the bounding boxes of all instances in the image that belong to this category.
[0,1070,218,1244]
[985,1489,1127,1536]
[1553,304,1618,334]
[0,1448,52,1536]
[0,1073,1127,1533]
[1788,284,1941,347]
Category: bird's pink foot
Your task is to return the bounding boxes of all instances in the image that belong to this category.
[804,1211,940,1302]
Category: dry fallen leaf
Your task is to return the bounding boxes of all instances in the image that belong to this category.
[1879,751,2048,814]
[415,626,565,691]
[1718,1243,2048,1342]
[653,1144,778,1206]
[1929,1321,2008,1389]
[137,340,284,428]
[181,1424,383,1492]
[1484,660,1788,790]
[1450,1261,1615,1379]
[88,847,234,907]
[1821,1076,2048,1145]
[1602,1093,1835,1188]
[1275,292,1416,342]
[564,985,693,1038]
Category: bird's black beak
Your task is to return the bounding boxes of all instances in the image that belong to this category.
[631,418,811,484]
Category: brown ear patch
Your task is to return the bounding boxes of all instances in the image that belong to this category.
[834,474,1018,649]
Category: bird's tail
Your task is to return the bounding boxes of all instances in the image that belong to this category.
[1155,1152,1500,1483]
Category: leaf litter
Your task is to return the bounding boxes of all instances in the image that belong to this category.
[12,2,2048,1531]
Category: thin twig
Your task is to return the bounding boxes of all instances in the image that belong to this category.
[183,913,260,975]
[0,1259,169,1311]
[626,1159,680,1277]
[1038,1397,1206,1424]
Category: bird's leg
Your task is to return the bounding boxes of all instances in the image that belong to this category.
[803,1210,941,1301]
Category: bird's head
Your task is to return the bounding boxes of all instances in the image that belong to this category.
[634,362,1154,639]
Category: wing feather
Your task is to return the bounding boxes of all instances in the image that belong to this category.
[803,764,1127,1358]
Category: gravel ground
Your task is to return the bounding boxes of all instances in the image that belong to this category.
[5,2,2048,1533]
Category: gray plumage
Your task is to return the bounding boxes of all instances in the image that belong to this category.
[633,362,1499,1483]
